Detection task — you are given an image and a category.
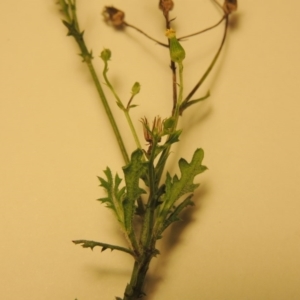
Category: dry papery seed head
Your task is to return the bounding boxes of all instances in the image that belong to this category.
[223,0,238,14]
[159,0,174,16]
[140,116,163,144]
[102,6,125,27]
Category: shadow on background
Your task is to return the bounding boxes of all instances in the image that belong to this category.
[144,183,210,299]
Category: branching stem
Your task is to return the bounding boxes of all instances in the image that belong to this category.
[178,15,225,40]
[182,15,229,104]
[86,60,130,164]
[60,0,130,164]
[124,21,168,47]
[57,2,236,300]
[102,61,143,151]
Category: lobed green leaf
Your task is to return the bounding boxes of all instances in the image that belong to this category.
[158,194,194,236]
[73,240,134,256]
[98,167,125,226]
[122,149,147,234]
[155,148,207,234]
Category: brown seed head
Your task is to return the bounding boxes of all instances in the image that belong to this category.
[140,116,163,145]
[223,0,238,15]
[141,117,152,144]
[159,0,174,16]
[102,6,125,27]
[152,116,163,142]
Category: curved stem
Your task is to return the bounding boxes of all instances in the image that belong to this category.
[182,15,229,105]
[178,15,225,41]
[102,62,143,150]
[124,22,168,47]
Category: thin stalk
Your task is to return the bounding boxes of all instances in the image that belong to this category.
[171,59,178,116]
[163,12,178,117]
[124,21,168,47]
[101,59,145,214]
[102,61,143,150]
[86,60,130,163]
[182,16,229,105]
[177,15,225,41]
[60,0,130,164]
[177,63,184,105]
[156,59,185,186]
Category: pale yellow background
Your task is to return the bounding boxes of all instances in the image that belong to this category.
[1,1,300,299]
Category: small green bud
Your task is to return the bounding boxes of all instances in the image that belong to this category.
[100,48,111,62]
[163,117,175,133]
[165,29,185,64]
[131,82,141,96]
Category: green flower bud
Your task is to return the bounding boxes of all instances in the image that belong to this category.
[165,29,185,64]
[100,48,111,62]
[131,82,141,96]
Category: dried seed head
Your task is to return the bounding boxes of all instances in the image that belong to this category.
[223,0,238,15]
[140,117,152,144]
[102,6,125,28]
[159,0,174,16]
[152,116,163,141]
[140,116,163,144]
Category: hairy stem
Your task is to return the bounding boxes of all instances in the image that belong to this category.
[123,250,154,300]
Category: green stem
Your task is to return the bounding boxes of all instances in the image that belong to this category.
[122,140,161,300]
[174,62,184,119]
[86,60,130,163]
[156,60,184,184]
[140,139,158,246]
[102,62,143,150]
[60,1,129,164]
[102,61,145,214]
[123,251,154,300]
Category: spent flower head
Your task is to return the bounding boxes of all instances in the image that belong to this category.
[159,0,174,16]
[223,0,238,15]
[102,6,125,28]
[141,116,163,145]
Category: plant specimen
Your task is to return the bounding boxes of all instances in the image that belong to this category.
[56,0,237,299]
